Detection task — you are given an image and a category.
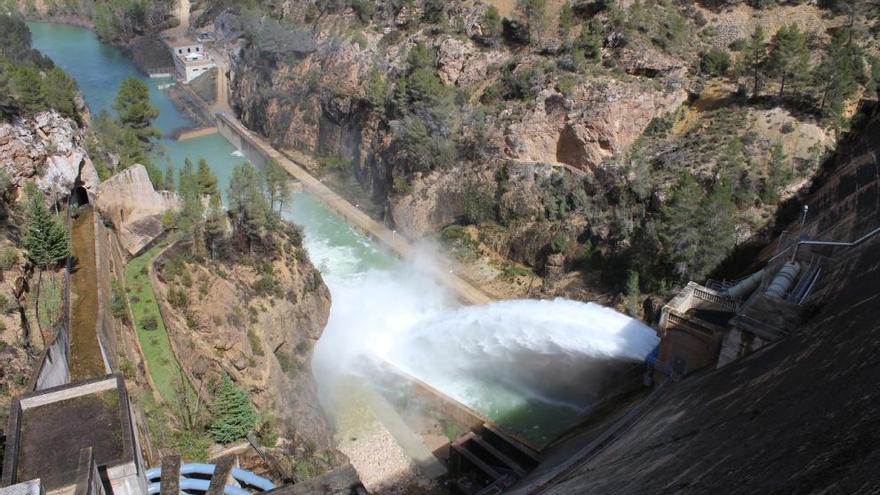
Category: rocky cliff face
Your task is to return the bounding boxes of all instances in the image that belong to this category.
[216,2,688,279]
[152,233,334,448]
[0,110,99,200]
[209,0,855,303]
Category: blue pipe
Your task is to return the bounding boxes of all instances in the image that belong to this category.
[147,479,250,495]
[146,463,274,492]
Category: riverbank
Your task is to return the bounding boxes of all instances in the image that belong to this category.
[216,113,494,306]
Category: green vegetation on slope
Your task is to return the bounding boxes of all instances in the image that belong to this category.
[123,240,180,401]
[91,76,163,187]
[0,14,79,122]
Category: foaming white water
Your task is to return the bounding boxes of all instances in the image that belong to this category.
[311,255,659,422]
[231,150,245,157]
[378,299,658,413]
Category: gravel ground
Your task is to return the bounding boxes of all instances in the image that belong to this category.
[335,396,442,494]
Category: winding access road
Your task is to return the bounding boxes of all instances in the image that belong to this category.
[215,113,493,306]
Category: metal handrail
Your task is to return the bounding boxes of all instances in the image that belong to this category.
[768,225,880,264]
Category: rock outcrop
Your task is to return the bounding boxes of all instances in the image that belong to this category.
[153,234,334,448]
[0,111,99,200]
[93,165,180,256]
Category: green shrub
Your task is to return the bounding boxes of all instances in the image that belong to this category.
[247,328,264,356]
[141,314,158,331]
[0,247,17,272]
[700,48,731,76]
[550,232,569,254]
[0,339,7,352]
[167,288,189,310]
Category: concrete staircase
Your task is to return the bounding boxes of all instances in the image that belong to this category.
[448,424,540,495]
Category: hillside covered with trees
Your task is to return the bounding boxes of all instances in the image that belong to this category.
[204,0,880,313]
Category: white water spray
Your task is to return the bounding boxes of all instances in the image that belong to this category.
[310,253,659,436]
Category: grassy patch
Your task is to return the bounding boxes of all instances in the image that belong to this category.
[36,276,62,329]
[124,241,183,402]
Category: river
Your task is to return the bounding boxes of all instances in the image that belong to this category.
[28,22,658,450]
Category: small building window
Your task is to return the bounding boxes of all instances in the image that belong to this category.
[178,49,183,54]
[187,47,191,53]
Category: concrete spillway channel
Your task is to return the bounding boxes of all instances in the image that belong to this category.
[67,205,105,379]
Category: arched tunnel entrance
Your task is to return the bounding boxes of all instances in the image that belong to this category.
[70,185,90,208]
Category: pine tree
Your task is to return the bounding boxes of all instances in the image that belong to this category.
[210,373,256,444]
[264,159,290,214]
[12,65,45,116]
[658,174,703,280]
[718,138,753,207]
[164,161,175,192]
[0,65,17,118]
[41,66,78,121]
[625,270,640,317]
[867,56,880,101]
[205,194,226,259]
[22,184,70,335]
[762,142,789,205]
[113,76,159,141]
[813,27,864,123]
[228,162,271,252]
[737,25,766,98]
[196,158,219,197]
[657,174,735,283]
[558,1,574,38]
[22,184,70,270]
[767,24,810,99]
[574,17,603,63]
[177,158,205,253]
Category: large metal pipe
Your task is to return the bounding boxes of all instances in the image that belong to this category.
[724,269,765,300]
[146,463,275,492]
[147,478,249,495]
[765,261,800,299]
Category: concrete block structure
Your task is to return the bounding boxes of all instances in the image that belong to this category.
[656,282,735,377]
[1,375,148,495]
[168,39,215,83]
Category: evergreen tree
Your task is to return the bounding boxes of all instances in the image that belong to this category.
[12,65,44,116]
[574,17,603,63]
[227,162,271,251]
[41,66,78,121]
[205,194,226,259]
[164,161,175,192]
[264,159,290,214]
[813,27,864,123]
[22,184,70,334]
[196,158,219,197]
[113,77,159,142]
[482,6,503,42]
[179,158,195,195]
[22,184,70,270]
[558,1,574,38]
[657,174,735,283]
[767,24,810,99]
[625,270,640,317]
[867,55,880,101]
[0,65,18,118]
[519,0,546,28]
[718,138,754,207]
[738,25,767,98]
[210,373,256,444]
[762,142,789,204]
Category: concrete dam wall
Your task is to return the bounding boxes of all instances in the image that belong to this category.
[514,107,880,494]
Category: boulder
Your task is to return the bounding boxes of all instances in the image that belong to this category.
[93,165,180,255]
